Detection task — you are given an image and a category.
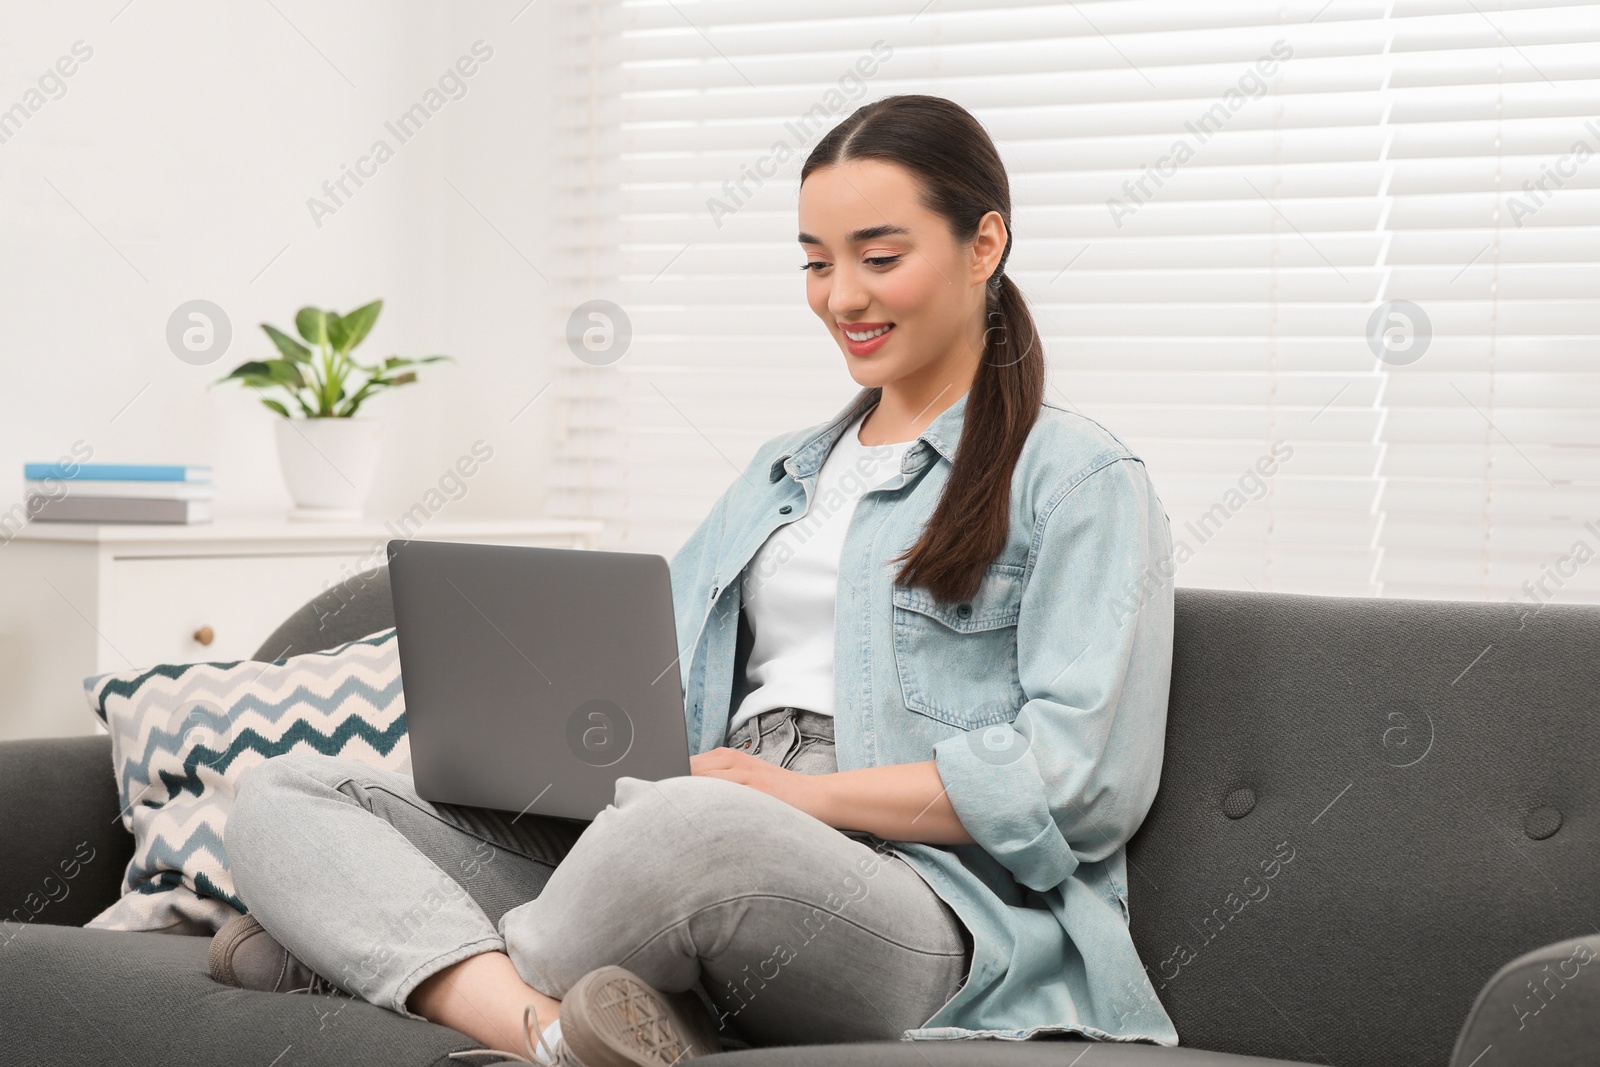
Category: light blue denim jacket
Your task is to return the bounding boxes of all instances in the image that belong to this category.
[668,385,1179,1046]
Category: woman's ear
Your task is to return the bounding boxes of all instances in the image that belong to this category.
[972,210,1009,287]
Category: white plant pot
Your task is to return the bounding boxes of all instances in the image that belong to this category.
[273,417,384,522]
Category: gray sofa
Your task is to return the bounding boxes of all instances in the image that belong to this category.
[4,569,1597,1066]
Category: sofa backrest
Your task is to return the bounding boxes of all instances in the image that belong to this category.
[251,565,395,662]
[1127,588,1600,1067]
[259,569,1600,1067]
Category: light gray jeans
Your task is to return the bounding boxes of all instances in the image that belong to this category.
[225,706,973,1050]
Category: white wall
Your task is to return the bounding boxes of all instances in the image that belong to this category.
[0,0,565,525]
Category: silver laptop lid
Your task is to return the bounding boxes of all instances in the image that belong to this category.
[387,539,690,821]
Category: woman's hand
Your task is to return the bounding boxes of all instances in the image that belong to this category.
[690,747,833,824]
[689,750,976,845]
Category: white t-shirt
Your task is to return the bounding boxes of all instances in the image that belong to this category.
[728,407,917,738]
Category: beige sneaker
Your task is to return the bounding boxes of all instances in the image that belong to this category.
[455,971,718,1067]
[207,911,348,998]
[558,966,724,1066]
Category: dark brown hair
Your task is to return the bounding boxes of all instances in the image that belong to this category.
[801,94,1044,606]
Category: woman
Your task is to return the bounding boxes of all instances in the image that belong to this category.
[220,94,1180,1066]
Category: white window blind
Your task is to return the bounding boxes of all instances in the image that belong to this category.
[550,0,1600,606]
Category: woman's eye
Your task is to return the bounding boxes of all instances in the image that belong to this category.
[799,261,829,272]
[865,255,901,267]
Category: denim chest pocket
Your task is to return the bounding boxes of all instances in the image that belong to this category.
[891,563,1028,729]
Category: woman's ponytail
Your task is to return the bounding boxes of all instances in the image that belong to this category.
[985,269,1040,372]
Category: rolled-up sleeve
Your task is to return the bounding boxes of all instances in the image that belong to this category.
[932,456,1175,893]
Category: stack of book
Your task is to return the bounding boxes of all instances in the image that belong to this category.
[23,462,213,524]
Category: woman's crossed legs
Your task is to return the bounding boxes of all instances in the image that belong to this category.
[225,722,971,1052]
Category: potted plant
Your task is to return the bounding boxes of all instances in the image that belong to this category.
[213,300,451,521]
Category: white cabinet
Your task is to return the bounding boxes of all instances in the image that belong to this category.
[0,516,603,741]
[107,554,376,667]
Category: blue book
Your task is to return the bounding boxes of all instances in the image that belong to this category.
[23,462,213,483]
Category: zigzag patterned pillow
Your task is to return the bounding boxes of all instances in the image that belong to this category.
[83,627,409,936]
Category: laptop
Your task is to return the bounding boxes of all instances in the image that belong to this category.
[386,539,692,822]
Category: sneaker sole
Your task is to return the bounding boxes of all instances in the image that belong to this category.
[561,966,723,1066]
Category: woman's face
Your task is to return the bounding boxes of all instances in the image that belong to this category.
[797,159,1002,396]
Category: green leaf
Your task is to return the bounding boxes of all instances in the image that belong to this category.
[380,354,453,371]
[322,311,346,353]
[261,323,312,363]
[328,299,382,353]
[261,359,307,389]
[260,398,291,418]
[295,307,329,346]
[216,360,272,383]
[335,375,388,417]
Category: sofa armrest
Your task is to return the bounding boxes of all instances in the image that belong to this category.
[0,735,133,937]
[1450,935,1600,1067]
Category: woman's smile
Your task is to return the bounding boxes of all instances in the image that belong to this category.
[839,321,896,356]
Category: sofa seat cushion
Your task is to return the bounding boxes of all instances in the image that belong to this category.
[3,927,1320,1066]
[1,925,498,1066]
[702,1041,1318,1065]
